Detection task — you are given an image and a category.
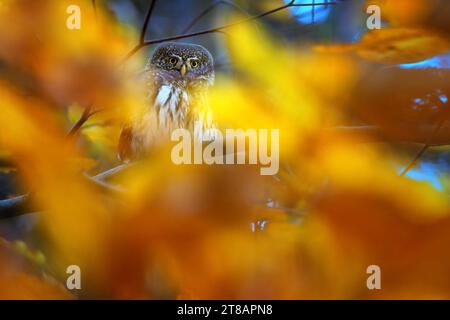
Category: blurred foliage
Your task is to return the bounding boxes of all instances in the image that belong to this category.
[0,0,449,299]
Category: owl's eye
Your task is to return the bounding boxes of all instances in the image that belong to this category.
[190,60,200,68]
[169,57,178,65]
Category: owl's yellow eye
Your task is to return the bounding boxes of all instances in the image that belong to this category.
[190,60,199,68]
[169,57,178,65]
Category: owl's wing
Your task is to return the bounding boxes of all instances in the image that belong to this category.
[117,67,159,162]
[118,125,134,162]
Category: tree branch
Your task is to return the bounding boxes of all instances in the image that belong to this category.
[66,103,94,137]
[67,0,103,138]
[140,0,158,44]
[399,119,447,176]
[181,0,252,34]
[5,120,450,220]
[70,1,158,134]
[0,164,132,220]
[120,1,338,63]
[0,195,32,220]
[142,2,337,45]
[92,163,133,181]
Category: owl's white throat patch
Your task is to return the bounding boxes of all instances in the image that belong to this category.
[171,123,280,176]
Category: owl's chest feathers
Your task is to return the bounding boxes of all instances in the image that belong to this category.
[134,83,209,147]
[152,83,207,129]
[153,84,189,128]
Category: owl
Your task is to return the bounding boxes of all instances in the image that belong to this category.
[118,42,216,161]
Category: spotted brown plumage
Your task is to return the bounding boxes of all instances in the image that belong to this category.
[118,42,216,161]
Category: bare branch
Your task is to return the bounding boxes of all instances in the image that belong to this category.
[93,163,133,181]
[399,119,447,177]
[77,0,158,126]
[64,1,102,138]
[118,0,158,64]
[142,2,337,46]
[2,84,97,216]
[121,1,339,62]
[181,0,252,34]
[67,103,93,137]
[84,174,126,193]
[0,195,31,220]
[399,144,430,177]
[119,43,144,65]
[0,163,134,220]
[140,0,158,44]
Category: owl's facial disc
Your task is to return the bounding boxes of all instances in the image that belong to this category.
[150,42,214,86]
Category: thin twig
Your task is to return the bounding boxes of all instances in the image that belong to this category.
[67,1,101,137]
[399,145,430,177]
[70,1,157,129]
[399,118,447,177]
[312,0,315,24]
[85,174,125,193]
[119,0,158,64]
[140,0,158,44]
[66,103,93,137]
[93,163,133,181]
[0,195,31,220]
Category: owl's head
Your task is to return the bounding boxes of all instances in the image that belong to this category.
[149,42,214,87]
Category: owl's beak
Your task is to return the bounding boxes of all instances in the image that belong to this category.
[180,64,187,78]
